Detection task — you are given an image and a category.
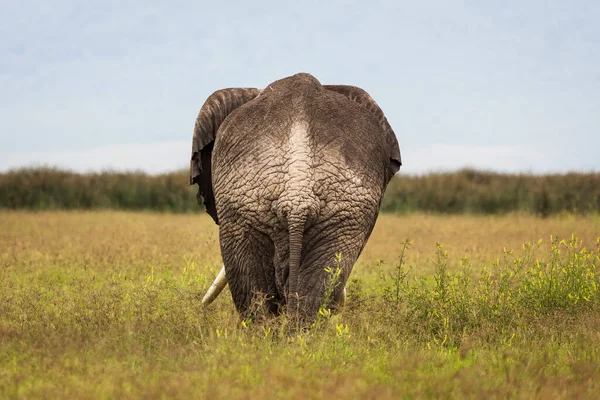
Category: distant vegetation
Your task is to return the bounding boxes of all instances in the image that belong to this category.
[0,167,198,213]
[1,166,599,216]
[381,168,600,216]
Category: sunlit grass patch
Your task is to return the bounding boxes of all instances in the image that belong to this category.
[374,234,600,348]
[1,211,599,398]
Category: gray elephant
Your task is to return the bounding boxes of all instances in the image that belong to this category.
[190,73,401,322]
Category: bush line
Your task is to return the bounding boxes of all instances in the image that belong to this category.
[1,166,599,215]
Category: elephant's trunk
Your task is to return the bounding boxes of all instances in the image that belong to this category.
[202,266,227,305]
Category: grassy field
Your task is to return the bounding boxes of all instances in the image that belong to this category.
[1,211,599,399]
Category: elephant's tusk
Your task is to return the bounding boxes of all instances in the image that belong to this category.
[202,266,228,305]
[340,287,347,306]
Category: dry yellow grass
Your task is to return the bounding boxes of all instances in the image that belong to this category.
[362,212,600,276]
[1,210,599,399]
[3,210,597,277]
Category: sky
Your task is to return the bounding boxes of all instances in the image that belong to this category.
[1,0,599,175]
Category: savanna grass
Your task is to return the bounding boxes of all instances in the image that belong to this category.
[1,211,599,398]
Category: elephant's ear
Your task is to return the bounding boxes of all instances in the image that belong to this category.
[324,85,402,182]
[190,88,261,224]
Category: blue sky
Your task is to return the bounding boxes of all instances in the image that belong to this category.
[1,1,599,175]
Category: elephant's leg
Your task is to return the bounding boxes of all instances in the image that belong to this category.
[297,245,360,316]
[219,221,279,317]
[296,218,373,318]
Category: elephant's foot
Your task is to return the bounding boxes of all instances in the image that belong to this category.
[202,265,347,308]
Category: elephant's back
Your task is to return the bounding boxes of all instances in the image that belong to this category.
[211,83,387,231]
[214,85,389,182]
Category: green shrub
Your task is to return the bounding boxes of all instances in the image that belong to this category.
[379,235,600,348]
[0,166,200,213]
[1,166,600,215]
[381,169,600,215]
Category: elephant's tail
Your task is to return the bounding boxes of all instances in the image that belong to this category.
[286,211,308,316]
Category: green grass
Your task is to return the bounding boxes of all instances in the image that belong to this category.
[1,211,599,398]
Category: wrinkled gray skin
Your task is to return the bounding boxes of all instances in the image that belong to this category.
[190,73,401,322]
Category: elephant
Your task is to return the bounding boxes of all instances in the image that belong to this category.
[190,72,401,322]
